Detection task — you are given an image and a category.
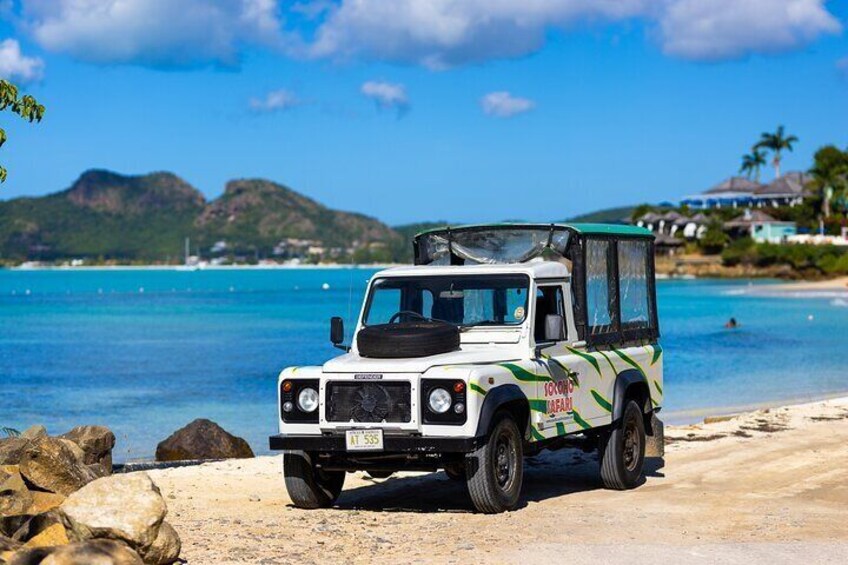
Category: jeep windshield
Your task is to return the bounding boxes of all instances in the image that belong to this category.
[363,275,530,328]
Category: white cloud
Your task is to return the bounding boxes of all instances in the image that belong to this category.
[17,0,284,68]
[657,0,842,61]
[481,91,535,118]
[361,81,409,114]
[0,38,44,83]
[249,89,300,112]
[303,0,841,67]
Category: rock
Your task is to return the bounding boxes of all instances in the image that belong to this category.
[28,491,66,515]
[139,521,180,565]
[19,426,47,441]
[23,522,69,549]
[19,437,97,496]
[1,515,32,539]
[0,468,33,517]
[60,427,116,476]
[0,439,30,466]
[155,419,254,462]
[60,473,167,555]
[10,540,144,565]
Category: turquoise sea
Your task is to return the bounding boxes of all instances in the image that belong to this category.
[2,268,847,461]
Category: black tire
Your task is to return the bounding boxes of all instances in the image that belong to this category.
[599,400,646,490]
[357,321,459,358]
[443,462,466,481]
[465,414,523,513]
[283,451,345,509]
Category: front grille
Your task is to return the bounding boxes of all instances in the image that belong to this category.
[326,382,412,423]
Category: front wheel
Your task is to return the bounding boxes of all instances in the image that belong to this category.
[599,400,646,489]
[283,451,345,509]
[465,414,523,513]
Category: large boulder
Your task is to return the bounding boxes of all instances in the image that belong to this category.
[1,534,22,563]
[155,419,254,462]
[9,540,144,565]
[60,426,116,477]
[59,473,171,560]
[0,439,30,466]
[19,438,97,496]
[0,467,33,517]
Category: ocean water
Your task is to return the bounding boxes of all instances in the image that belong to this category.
[1,268,846,461]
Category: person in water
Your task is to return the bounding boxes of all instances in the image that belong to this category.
[725,317,739,329]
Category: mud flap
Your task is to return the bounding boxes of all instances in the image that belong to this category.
[645,412,665,458]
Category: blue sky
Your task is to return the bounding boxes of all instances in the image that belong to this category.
[1,0,847,225]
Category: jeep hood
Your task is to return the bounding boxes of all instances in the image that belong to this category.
[322,347,524,374]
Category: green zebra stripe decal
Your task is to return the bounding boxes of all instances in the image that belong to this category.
[555,422,566,436]
[572,410,591,429]
[651,343,663,365]
[500,363,553,383]
[597,349,618,373]
[530,425,545,441]
[611,348,646,377]
[565,346,601,376]
[529,399,548,413]
[653,380,663,396]
[543,356,580,388]
[469,383,487,396]
[590,389,613,412]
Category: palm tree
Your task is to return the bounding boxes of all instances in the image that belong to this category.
[739,148,767,182]
[809,145,848,220]
[755,125,798,178]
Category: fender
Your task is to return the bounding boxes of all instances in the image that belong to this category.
[612,369,651,423]
[474,384,528,437]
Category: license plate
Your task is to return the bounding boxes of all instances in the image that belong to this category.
[345,429,384,451]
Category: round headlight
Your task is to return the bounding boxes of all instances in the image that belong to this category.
[428,388,452,414]
[297,387,319,412]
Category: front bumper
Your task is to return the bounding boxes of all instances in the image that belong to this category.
[269,433,482,453]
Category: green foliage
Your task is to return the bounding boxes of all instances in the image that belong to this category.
[723,242,848,276]
[809,144,848,221]
[2,426,21,437]
[0,79,45,183]
[699,221,729,254]
[566,205,638,223]
[739,148,767,182]
[754,125,798,176]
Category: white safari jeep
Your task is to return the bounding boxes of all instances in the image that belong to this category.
[270,224,664,513]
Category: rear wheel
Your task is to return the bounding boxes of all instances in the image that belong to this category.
[599,400,646,489]
[283,451,345,509]
[465,414,523,513]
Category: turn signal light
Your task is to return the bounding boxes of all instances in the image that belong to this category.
[282,380,293,393]
[453,381,465,393]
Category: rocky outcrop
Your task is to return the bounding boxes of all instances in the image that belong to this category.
[0,468,33,517]
[60,426,116,477]
[19,427,47,441]
[155,419,254,462]
[19,438,98,497]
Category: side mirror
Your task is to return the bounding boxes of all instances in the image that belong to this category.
[330,317,345,346]
[544,314,565,341]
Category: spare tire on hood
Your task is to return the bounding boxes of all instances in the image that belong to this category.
[357,321,460,358]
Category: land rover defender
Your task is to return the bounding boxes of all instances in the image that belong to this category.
[270,224,664,513]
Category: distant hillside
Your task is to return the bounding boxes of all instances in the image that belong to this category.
[0,170,404,263]
[566,205,637,224]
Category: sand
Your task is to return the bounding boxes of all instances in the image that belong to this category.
[759,276,848,294]
[146,397,848,564]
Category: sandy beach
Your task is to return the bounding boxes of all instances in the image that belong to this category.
[144,397,848,564]
[762,276,848,293]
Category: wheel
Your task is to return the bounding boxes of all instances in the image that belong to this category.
[283,451,345,509]
[599,400,646,489]
[465,413,523,513]
[443,462,466,481]
[356,321,459,358]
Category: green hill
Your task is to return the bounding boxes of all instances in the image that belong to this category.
[0,170,403,263]
[565,205,636,224]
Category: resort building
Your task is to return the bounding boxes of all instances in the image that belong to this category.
[681,172,812,210]
[724,210,797,243]
[635,211,709,239]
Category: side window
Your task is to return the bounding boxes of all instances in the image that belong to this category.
[618,240,651,331]
[534,285,565,342]
[585,239,618,336]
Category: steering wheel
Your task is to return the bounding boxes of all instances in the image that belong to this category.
[388,311,428,324]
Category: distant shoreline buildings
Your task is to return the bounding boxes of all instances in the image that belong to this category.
[680,172,812,210]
